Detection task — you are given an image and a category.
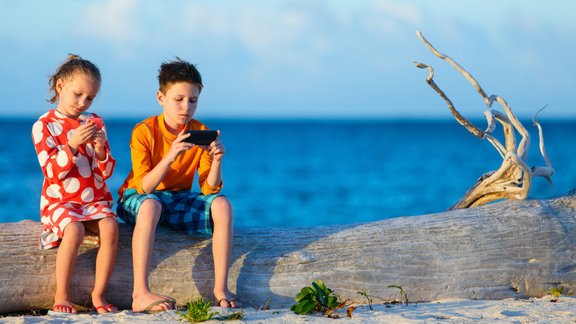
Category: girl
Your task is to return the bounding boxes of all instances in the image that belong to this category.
[31,54,119,314]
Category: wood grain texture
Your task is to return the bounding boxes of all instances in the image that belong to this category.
[1,190,575,313]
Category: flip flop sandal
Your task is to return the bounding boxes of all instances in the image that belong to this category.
[139,298,176,314]
[94,303,118,314]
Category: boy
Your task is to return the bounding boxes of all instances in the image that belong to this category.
[117,58,237,312]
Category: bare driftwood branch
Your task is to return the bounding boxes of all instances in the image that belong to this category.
[414,30,554,209]
[0,191,575,313]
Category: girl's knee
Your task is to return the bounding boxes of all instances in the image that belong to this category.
[99,218,119,243]
[62,222,85,244]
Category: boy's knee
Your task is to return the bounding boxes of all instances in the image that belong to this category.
[211,196,232,214]
[211,197,233,224]
[137,199,163,224]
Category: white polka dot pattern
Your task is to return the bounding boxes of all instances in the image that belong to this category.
[81,187,94,202]
[63,177,80,193]
[32,109,117,250]
[32,122,43,144]
[46,184,62,199]
[56,151,69,167]
[76,155,91,178]
[47,122,63,136]
[38,151,49,167]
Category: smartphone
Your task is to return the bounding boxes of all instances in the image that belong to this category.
[86,117,104,129]
[183,130,218,146]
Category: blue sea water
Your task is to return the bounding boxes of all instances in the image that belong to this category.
[2,118,575,227]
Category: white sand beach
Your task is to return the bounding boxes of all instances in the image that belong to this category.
[1,296,574,323]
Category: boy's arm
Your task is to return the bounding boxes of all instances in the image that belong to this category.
[132,127,194,194]
[198,134,225,194]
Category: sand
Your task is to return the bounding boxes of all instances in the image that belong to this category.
[1,296,574,323]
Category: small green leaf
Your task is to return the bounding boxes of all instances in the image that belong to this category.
[325,296,335,308]
[291,299,317,315]
[313,279,328,292]
[295,287,315,302]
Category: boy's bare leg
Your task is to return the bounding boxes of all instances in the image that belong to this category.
[53,222,85,313]
[85,218,119,313]
[131,199,174,312]
[211,197,237,307]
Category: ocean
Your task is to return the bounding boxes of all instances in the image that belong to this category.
[2,117,575,227]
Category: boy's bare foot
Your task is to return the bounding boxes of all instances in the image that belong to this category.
[214,290,241,308]
[215,297,240,308]
[132,292,175,313]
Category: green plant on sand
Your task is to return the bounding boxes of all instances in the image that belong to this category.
[550,287,564,303]
[177,298,219,323]
[178,297,245,323]
[291,279,341,315]
[387,285,409,305]
[357,291,373,310]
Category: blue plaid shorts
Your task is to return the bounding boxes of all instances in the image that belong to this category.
[117,188,222,236]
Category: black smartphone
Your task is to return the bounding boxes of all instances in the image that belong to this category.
[183,130,218,145]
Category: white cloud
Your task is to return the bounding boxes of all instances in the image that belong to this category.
[80,0,142,56]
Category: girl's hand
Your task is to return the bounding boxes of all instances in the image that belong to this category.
[203,131,225,162]
[68,122,98,152]
[92,129,108,160]
[166,129,194,163]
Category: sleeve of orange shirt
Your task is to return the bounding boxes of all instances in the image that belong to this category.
[130,123,154,194]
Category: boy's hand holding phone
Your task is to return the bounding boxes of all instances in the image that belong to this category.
[182,130,218,146]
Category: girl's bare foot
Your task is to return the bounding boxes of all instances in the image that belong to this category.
[92,293,118,314]
[52,300,77,313]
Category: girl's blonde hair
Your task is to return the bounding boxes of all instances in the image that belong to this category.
[48,54,101,103]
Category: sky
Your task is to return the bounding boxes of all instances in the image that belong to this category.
[0,0,575,119]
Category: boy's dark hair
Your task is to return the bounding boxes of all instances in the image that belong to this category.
[158,57,203,94]
[48,54,101,103]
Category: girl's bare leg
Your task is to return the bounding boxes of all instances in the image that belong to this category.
[211,197,237,307]
[53,222,85,313]
[85,218,119,313]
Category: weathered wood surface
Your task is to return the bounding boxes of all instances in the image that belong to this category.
[1,190,575,313]
[414,30,555,209]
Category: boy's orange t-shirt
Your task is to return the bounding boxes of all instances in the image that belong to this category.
[118,114,222,197]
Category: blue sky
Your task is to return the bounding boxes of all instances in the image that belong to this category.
[1,0,575,119]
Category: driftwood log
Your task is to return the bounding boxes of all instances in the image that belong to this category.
[414,30,555,209]
[1,190,575,313]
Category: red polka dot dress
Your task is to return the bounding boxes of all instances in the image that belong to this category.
[32,110,117,250]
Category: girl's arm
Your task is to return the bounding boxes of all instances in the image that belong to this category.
[92,124,116,180]
[32,120,94,181]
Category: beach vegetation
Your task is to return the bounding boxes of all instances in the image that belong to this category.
[550,287,563,302]
[178,297,245,322]
[387,285,409,305]
[258,297,271,310]
[291,279,341,316]
[215,310,245,321]
[178,297,219,322]
[357,291,373,310]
